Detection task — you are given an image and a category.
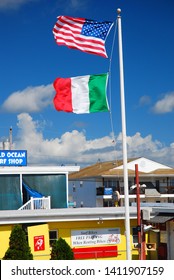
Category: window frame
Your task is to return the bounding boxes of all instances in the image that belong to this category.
[49,229,58,247]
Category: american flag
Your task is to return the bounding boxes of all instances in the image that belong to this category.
[53,16,113,58]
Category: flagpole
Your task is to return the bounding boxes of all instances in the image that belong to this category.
[117,8,131,260]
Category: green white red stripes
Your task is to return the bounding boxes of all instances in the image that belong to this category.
[53,73,109,114]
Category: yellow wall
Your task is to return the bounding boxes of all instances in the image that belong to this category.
[28,224,50,260]
[0,219,151,260]
[147,230,159,260]
[0,225,13,259]
[48,219,139,260]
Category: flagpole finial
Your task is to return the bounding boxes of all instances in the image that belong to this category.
[117,8,121,15]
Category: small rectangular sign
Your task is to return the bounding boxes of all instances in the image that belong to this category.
[71,228,121,247]
[0,150,27,166]
[34,235,45,251]
[104,187,113,195]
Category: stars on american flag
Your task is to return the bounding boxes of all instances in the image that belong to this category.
[82,20,113,40]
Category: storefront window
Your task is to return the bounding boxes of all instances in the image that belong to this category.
[22,174,67,208]
[0,174,21,210]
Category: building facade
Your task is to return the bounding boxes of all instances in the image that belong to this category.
[0,166,79,210]
[0,207,156,260]
[69,157,174,207]
[0,158,174,260]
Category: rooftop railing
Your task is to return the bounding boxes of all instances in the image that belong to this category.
[18,196,51,210]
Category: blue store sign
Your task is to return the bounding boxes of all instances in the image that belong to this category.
[0,150,27,166]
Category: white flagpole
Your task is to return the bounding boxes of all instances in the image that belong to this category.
[117,8,131,260]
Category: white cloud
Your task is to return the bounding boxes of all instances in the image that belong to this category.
[13,113,174,167]
[1,84,54,113]
[125,132,174,165]
[152,92,174,114]
[126,132,162,153]
[139,95,151,106]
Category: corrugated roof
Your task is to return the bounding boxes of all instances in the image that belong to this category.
[148,169,174,175]
[69,158,174,179]
[103,169,145,177]
[150,215,174,223]
[69,159,137,179]
[69,160,122,179]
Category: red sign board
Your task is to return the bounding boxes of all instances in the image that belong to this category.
[73,245,118,259]
[34,235,45,251]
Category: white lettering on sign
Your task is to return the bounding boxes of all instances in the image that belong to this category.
[8,159,23,164]
[7,152,26,158]
[0,159,7,164]
[0,152,5,158]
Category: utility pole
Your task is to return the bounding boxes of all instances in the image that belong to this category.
[9,127,13,150]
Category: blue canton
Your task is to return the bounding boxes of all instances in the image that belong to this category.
[81,20,112,40]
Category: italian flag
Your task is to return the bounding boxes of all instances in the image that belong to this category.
[53,73,109,114]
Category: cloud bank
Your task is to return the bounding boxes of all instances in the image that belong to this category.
[0,84,174,167]
[1,85,54,113]
[9,112,174,167]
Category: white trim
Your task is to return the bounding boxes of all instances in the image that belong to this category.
[0,165,80,174]
[152,206,174,214]
[119,194,174,199]
[20,173,23,204]
[0,207,155,225]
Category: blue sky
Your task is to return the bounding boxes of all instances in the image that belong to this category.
[0,0,174,167]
